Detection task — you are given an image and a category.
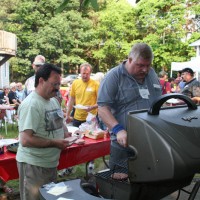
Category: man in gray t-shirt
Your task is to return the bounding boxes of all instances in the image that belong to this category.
[17,63,72,200]
[97,43,162,173]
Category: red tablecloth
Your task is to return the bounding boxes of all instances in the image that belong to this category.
[0,137,110,182]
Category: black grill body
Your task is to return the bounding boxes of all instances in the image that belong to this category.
[127,94,200,183]
[95,94,200,200]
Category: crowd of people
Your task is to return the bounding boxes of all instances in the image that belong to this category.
[1,43,200,200]
[159,67,200,100]
[0,82,22,125]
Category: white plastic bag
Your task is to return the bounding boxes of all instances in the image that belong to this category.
[79,112,98,132]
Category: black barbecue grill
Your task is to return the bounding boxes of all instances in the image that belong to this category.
[92,94,200,200]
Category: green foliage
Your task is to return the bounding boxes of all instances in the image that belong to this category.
[92,0,137,71]
[56,0,99,13]
[1,0,200,79]
[134,0,197,71]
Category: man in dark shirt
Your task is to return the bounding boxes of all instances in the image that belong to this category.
[181,68,200,98]
[8,82,21,106]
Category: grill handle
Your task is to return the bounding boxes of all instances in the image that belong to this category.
[148,93,197,115]
[128,145,138,160]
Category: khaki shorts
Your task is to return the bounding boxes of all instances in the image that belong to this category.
[17,162,57,200]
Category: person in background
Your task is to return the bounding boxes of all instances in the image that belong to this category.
[174,71,185,92]
[66,63,99,127]
[23,55,45,99]
[92,72,107,131]
[16,63,72,200]
[66,63,99,175]
[63,81,73,107]
[8,82,21,106]
[92,72,105,83]
[0,86,10,105]
[175,71,182,85]
[158,71,171,94]
[23,55,63,104]
[180,67,200,98]
[168,77,177,93]
[16,82,24,102]
[8,82,20,124]
[63,80,75,119]
[0,86,14,124]
[178,80,186,91]
[97,43,162,177]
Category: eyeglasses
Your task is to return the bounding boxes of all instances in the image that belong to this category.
[48,82,61,88]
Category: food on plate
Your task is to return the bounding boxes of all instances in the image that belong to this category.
[83,129,105,139]
[73,130,83,139]
[65,136,77,146]
[111,173,128,180]
[75,138,85,145]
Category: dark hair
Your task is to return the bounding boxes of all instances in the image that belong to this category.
[181,67,194,76]
[35,63,62,87]
[168,77,175,83]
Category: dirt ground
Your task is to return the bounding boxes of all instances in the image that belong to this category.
[0,191,20,200]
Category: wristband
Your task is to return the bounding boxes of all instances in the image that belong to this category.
[112,124,124,135]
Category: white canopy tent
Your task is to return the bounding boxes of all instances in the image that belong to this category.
[170,57,200,80]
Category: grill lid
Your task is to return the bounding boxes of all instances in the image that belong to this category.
[127,94,200,183]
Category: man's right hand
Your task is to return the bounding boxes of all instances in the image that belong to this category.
[66,116,73,124]
[116,130,128,147]
[53,139,70,150]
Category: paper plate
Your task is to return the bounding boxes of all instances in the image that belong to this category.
[166,98,180,104]
[73,104,88,110]
[67,126,79,134]
[0,139,19,146]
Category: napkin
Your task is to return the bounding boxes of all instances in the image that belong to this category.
[47,182,72,196]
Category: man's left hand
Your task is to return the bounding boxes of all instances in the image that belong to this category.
[64,131,72,138]
[85,106,94,112]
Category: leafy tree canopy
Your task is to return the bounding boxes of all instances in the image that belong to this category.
[0,0,200,82]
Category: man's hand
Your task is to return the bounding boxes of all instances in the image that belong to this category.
[66,116,73,123]
[85,105,98,112]
[191,97,200,104]
[85,106,94,112]
[116,130,128,147]
[64,131,72,138]
[20,130,70,150]
[53,139,70,150]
